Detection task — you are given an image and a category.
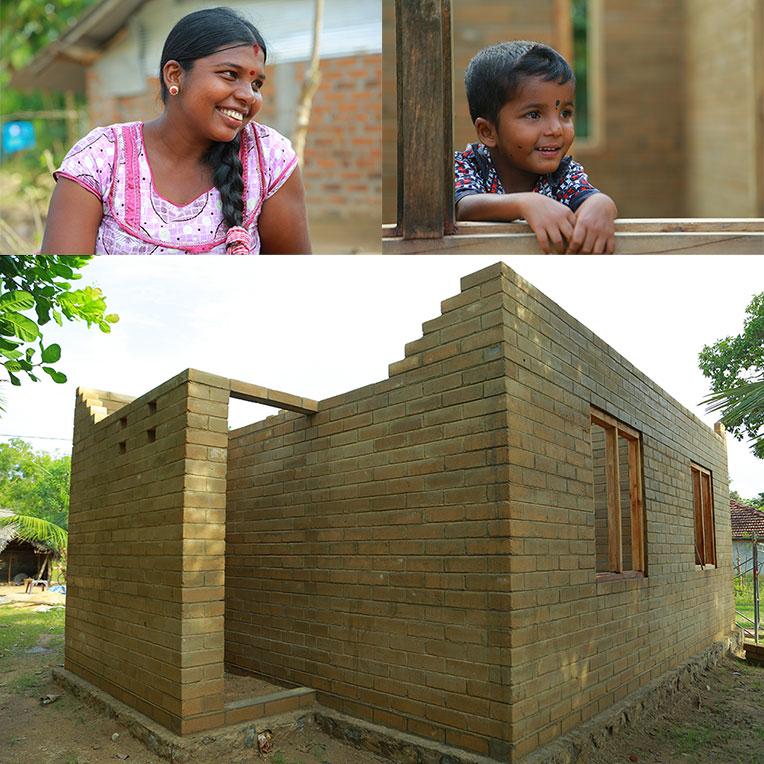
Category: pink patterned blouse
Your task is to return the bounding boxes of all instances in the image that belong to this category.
[53,121,297,255]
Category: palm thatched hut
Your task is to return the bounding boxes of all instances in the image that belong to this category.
[0,509,59,584]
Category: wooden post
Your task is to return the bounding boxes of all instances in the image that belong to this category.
[754,0,764,216]
[36,552,49,581]
[64,91,78,151]
[292,0,324,165]
[628,438,645,572]
[753,536,759,645]
[395,0,454,239]
[553,0,573,64]
[605,424,622,573]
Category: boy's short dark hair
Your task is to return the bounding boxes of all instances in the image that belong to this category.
[465,41,575,125]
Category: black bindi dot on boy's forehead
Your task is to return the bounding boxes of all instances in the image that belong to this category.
[556,100,560,107]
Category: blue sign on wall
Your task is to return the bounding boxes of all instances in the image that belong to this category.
[2,121,36,154]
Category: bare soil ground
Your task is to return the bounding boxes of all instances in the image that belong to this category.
[2,588,762,764]
[588,650,764,764]
[0,591,386,764]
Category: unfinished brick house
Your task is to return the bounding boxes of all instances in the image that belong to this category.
[65,263,735,761]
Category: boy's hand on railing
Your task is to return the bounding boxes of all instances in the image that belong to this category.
[566,193,617,254]
[516,193,577,254]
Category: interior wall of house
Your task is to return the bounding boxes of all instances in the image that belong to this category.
[225,269,514,759]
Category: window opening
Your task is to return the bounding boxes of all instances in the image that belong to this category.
[571,0,590,139]
[692,463,716,566]
[591,408,645,579]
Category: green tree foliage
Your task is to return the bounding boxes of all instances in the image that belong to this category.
[0,512,67,552]
[0,256,118,386]
[0,438,70,529]
[699,292,764,458]
[0,0,99,167]
[0,0,98,74]
[731,490,764,510]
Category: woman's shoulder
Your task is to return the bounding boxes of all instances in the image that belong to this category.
[74,120,141,142]
[244,121,296,158]
[242,122,298,198]
[62,121,142,161]
[246,121,289,142]
[55,122,143,201]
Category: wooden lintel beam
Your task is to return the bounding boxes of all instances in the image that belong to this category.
[229,379,318,415]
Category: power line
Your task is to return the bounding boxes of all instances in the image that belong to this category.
[0,434,71,442]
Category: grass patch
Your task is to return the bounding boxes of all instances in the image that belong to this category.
[659,724,717,754]
[272,753,305,764]
[734,574,761,638]
[0,604,65,683]
[8,669,49,695]
[0,604,65,658]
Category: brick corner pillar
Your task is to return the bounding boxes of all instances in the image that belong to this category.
[67,370,232,736]
[177,369,231,734]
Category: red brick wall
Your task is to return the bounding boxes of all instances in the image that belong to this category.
[298,54,382,219]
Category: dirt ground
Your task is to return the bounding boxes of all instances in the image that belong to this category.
[587,650,764,764]
[2,587,763,764]
[0,590,386,764]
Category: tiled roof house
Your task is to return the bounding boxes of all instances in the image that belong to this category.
[730,498,764,540]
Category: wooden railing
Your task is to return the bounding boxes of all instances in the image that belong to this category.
[385,0,764,255]
[382,219,764,254]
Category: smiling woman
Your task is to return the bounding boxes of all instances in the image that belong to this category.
[40,7,311,255]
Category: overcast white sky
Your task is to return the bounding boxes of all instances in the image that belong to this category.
[1,255,761,497]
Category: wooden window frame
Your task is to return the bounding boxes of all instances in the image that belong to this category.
[591,408,646,582]
[383,0,764,252]
[691,462,716,568]
[559,0,604,150]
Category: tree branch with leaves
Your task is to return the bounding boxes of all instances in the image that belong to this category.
[699,292,764,458]
[0,256,118,386]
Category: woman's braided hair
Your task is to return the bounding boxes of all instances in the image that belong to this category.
[159,7,267,231]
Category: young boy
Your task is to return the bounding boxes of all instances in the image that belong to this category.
[455,41,617,254]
